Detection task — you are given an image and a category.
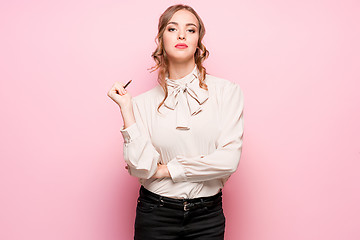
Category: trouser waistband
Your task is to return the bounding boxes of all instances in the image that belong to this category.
[139,185,222,212]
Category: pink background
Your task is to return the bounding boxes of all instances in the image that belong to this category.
[1,0,359,239]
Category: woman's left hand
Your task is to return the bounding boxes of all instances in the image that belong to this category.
[151,164,171,179]
[125,164,170,179]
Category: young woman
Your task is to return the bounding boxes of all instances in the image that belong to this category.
[108,4,244,240]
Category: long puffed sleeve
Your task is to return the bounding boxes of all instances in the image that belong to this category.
[166,82,244,183]
[120,98,160,179]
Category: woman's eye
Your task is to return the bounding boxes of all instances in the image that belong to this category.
[167,28,195,33]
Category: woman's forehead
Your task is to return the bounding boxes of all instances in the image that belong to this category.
[169,10,198,25]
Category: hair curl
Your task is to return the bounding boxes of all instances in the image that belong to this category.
[147,4,210,113]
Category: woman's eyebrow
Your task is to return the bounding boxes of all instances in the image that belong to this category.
[167,21,198,28]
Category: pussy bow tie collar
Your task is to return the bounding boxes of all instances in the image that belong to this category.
[163,65,209,130]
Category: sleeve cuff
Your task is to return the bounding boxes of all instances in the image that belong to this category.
[167,157,187,183]
[120,122,141,143]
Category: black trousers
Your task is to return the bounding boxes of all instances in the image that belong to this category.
[134,185,226,240]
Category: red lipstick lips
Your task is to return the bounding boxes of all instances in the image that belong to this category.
[175,43,188,49]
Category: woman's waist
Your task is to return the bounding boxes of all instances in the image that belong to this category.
[139,178,223,199]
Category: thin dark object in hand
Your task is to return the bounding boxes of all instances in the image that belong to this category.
[116,80,132,94]
[123,79,132,89]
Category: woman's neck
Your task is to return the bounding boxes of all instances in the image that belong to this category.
[167,61,196,80]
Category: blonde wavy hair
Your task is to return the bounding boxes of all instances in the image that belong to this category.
[147,4,210,112]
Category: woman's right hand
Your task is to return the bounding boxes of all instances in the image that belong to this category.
[107,81,132,109]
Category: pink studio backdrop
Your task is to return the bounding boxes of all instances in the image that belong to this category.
[1,0,359,239]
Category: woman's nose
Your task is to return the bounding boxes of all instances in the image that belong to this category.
[178,31,185,40]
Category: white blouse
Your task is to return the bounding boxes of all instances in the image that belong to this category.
[120,65,244,199]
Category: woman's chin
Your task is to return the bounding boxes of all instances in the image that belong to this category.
[167,53,195,63]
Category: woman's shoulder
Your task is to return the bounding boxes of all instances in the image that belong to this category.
[205,72,243,94]
[205,73,244,111]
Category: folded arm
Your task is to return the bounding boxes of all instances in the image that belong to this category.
[120,98,160,179]
[167,82,244,183]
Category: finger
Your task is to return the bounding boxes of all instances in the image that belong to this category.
[113,85,121,94]
[115,82,125,91]
[117,84,126,95]
[116,87,123,95]
[119,82,126,89]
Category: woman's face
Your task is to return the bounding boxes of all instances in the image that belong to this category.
[163,9,199,64]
